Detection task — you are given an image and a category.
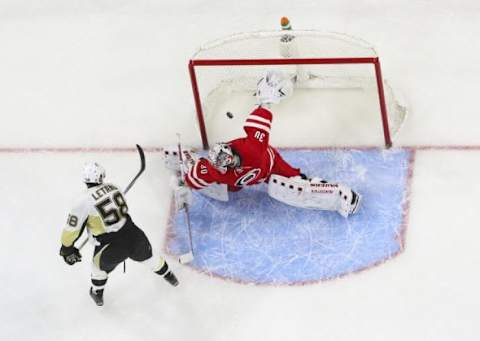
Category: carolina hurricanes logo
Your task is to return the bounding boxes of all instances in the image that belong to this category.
[235,168,261,187]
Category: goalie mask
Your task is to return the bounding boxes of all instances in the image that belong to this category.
[208,143,235,169]
[82,162,106,184]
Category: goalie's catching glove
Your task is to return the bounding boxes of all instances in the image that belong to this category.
[256,70,293,105]
[59,245,82,265]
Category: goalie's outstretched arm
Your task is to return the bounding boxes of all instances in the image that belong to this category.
[243,106,272,148]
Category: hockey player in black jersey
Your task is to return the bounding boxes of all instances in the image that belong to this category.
[59,162,178,306]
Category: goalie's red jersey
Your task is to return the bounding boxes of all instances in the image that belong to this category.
[185,106,301,191]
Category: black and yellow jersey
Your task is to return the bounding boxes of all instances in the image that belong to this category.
[60,183,128,247]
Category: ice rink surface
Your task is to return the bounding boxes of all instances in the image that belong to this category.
[1,1,480,340]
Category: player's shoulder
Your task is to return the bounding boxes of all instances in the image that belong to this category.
[80,183,122,201]
[186,157,217,189]
[196,157,215,171]
[195,157,226,178]
[85,182,122,192]
[188,157,214,178]
[229,137,248,150]
[101,182,122,192]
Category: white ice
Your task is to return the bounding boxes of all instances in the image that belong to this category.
[1,1,480,340]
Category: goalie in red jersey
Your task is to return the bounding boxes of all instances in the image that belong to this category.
[186,106,301,192]
[165,71,361,218]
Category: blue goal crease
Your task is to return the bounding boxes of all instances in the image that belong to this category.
[166,148,413,285]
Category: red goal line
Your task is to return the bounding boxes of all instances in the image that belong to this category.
[1,145,480,154]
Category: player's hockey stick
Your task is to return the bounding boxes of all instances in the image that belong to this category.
[176,134,195,264]
[77,144,146,251]
[124,144,146,195]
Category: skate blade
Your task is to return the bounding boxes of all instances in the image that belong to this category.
[89,290,103,306]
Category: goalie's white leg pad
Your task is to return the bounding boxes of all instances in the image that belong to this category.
[162,145,197,172]
[268,175,361,217]
[172,181,193,211]
[198,183,229,202]
[170,173,228,203]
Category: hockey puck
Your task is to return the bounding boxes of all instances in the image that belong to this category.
[226,111,234,119]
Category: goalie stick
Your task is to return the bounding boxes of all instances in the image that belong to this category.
[176,134,195,264]
[77,144,146,251]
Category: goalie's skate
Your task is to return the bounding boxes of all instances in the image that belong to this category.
[89,288,104,306]
[349,190,362,216]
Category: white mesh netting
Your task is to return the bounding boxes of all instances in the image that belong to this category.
[191,30,407,147]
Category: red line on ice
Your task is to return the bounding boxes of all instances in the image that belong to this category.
[1,144,480,153]
[0,146,164,153]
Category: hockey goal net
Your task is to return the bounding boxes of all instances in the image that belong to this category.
[189,30,407,149]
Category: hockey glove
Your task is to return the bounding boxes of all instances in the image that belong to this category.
[163,146,197,173]
[59,245,82,265]
[256,70,293,105]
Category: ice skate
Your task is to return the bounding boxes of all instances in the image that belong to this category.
[89,287,104,306]
[164,271,179,287]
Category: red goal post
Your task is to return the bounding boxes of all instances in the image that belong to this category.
[188,30,406,150]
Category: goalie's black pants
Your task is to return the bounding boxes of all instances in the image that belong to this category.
[93,215,152,274]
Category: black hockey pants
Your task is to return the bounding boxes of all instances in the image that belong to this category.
[93,215,153,273]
